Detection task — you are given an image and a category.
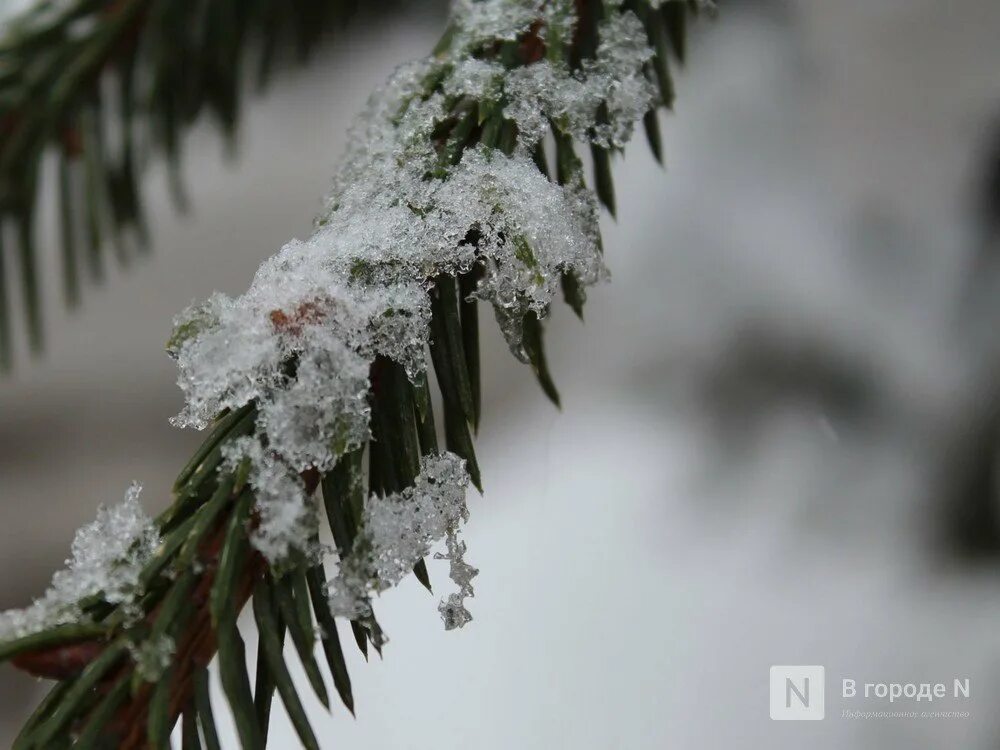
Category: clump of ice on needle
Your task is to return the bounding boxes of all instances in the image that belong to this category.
[503,10,656,149]
[222,436,317,564]
[0,483,159,640]
[450,0,543,46]
[436,530,479,630]
[441,146,605,352]
[327,454,474,623]
[444,58,505,102]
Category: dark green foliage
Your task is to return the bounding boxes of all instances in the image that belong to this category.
[218,615,264,750]
[662,1,690,64]
[12,683,70,750]
[147,664,176,749]
[306,565,355,714]
[0,622,108,664]
[643,108,664,164]
[252,583,285,742]
[194,667,223,750]
[182,704,202,750]
[27,642,127,747]
[273,572,330,709]
[253,582,321,750]
[429,274,483,491]
[174,404,256,493]
[641,3,676,109]
[322,453,362,556]
[210,490,255,626]
[146,568,195,646]
[590,142,617,217]
[73,676,129,749]
[322,453,384,657]
[414,372,440,455]
[522,311,561,408]
[459,266,483,430]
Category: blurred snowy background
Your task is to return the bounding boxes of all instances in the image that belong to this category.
[3,0,1000,747]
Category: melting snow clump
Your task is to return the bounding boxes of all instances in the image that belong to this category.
[326,454,474,622]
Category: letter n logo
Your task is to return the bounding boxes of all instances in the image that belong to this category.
[770,666,825,720]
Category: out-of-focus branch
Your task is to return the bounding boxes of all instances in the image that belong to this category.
[0,0,369,370]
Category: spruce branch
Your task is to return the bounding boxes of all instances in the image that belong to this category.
[0,0,370,369]
[0,0,706,747]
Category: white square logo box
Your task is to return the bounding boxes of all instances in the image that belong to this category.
[770,666,825,720]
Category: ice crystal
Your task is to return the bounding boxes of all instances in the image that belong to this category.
[0,483,159,640]
[327,454,472,621]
